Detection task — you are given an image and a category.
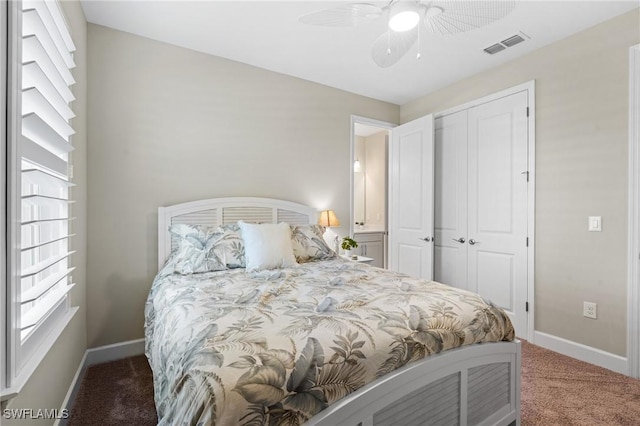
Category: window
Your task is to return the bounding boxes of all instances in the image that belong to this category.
[2,0,77,398]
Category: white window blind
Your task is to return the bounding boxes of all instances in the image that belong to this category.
[1,0,8,399]
[16,0,76,369]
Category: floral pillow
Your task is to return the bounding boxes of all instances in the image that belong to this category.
[168,224,227,274]
[290,224,336,263]
[215,223,246,268]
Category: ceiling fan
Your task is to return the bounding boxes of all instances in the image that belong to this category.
[299,1,518,68]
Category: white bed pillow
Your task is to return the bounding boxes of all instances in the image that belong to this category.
[238,221,297,271]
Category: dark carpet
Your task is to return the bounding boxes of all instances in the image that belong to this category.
[67,341,640,425]
[68,355,157,426]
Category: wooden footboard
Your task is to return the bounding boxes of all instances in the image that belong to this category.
[306,340,521,426]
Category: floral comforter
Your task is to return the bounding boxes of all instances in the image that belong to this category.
[144,258,514,425]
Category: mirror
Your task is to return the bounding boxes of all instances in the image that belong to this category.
[353,137,365,224]
[353,123,389,231]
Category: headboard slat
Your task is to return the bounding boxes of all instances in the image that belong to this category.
[171,209,219,226]
[223,207,272,224]
[278,209,310,226]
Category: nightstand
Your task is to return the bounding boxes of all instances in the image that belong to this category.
[340,255,374,264]
[352,232,385,268]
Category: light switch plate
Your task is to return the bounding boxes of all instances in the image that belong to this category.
[588,216,602,232]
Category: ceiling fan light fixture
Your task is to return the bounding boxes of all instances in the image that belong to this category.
[388,4,420,32]
[300,0,520,68]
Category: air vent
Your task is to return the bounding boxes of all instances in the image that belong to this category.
[483,32,529,55]
[501,34,525,47]
[484,43,506,55]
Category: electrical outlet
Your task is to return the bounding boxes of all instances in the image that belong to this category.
[583,301,597,319]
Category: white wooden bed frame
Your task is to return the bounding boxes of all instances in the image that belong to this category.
[158,197,521,426]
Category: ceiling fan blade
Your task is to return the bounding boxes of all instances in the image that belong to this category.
[425,1,518,36]
[371,26,419,68]
[299,3,383,27]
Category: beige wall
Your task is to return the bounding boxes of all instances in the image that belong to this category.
[402,9,640,356]
[3,1,88,423]
[86,24,399,347]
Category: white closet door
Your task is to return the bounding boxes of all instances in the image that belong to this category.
[434,110,468,289]
[467,91,529,335]
[389,115,434,280]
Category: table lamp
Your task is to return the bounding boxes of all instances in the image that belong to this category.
[318,209,340,254]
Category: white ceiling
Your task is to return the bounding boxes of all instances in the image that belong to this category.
[80,1,639,105]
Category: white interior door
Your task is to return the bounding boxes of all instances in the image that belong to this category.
[389,115,434,280]
[467,92,529,335]
[434,110,468,289]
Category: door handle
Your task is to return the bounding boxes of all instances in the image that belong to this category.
[452,237,465,244]
[419,237,432,242]
[469,239,479,245]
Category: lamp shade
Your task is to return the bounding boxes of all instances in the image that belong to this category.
[318,210,340,227]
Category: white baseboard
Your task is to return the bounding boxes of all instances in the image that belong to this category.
[85,338,146,366]
[533,331,628,375]
[54,351,87,426]
[56,338,146,426]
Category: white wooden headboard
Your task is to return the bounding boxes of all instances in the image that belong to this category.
[158,197,318,266]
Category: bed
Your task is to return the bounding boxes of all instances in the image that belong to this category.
[146,197,521,426]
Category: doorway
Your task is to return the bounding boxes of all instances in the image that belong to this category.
[350,116,395,268]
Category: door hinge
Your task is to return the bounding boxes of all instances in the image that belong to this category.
[526,302,529,312]
[526,237,529,247]
[526,107,529,117]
